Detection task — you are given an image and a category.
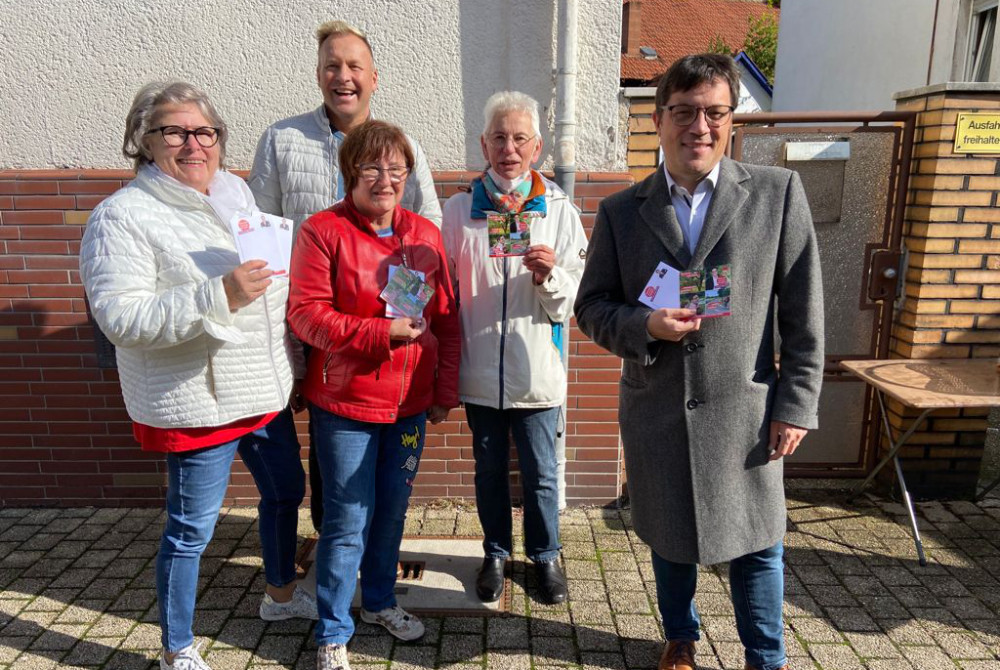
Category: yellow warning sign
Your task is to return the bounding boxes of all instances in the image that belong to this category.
[954,113,1000,153]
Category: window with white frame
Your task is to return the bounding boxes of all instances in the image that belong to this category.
[966,0,998,81]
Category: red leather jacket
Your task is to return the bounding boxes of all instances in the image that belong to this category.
[287,197,460,423]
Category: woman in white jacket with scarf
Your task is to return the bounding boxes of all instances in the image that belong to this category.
[441,91,589,607]
[80,82,315,670]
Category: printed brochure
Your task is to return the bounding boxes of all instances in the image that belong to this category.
[638,263,732,318]
[380,265,435,319]
[487,211,538,257]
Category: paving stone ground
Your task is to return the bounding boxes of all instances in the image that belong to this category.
[1,490,999,669]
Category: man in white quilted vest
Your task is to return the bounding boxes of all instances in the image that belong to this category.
[248,19,441,228]
[249,19,442,532]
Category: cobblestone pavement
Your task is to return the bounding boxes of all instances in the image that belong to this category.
[1,489,999,669]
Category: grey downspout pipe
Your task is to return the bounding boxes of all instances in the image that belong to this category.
[553,0,578,509]
[554,0,578,202]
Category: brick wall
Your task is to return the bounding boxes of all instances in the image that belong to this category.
[0,169,632,507]
[889,86,1000,497]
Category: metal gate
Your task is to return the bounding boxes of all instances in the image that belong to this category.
[730,111,916,476]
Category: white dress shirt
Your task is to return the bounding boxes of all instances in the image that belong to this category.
[663,162,721,254]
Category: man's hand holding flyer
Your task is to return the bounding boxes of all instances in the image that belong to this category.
[639,262,732,318]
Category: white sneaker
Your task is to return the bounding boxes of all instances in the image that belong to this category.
[160,642,211,670]
[259,586,319,621]
[317,644,352,670]
[360,605,425,641]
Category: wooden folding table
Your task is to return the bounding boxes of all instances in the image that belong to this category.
[841,358,1000,566]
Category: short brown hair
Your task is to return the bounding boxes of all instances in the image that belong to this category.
[339,120,415,193]
[654,53,740,115]
[315,20,373,57]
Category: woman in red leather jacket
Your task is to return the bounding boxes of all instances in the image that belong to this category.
[287,120,460,670]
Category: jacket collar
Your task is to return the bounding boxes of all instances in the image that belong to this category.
[637,156,749,270]
[312,104,372,137]
[133,163,212,209]
[470,169,548,219]
[335,194,412,239]
[312,105,331,134]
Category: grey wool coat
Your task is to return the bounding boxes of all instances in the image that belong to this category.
[574,157,824,565]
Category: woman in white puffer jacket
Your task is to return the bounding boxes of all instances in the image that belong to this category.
[80,81,315,670]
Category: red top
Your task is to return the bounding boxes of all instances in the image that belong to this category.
[133,412,278,453]
[287,197,461,423]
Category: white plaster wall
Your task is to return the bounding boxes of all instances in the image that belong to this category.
[772,0,943,112]
[0,0,623,171]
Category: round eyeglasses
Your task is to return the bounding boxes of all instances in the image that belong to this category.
[665,105,735,128]
[146,126,221,148]
[487,133,536,150]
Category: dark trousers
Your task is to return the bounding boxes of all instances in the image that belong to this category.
[309,420,324,532]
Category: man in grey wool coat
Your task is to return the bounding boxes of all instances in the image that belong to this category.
[574,54,824,670]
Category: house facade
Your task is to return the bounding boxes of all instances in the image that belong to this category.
[774,0,1000,111]
[0,1,632,507]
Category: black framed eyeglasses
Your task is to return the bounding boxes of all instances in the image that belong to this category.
[146,125,221,148]
[665,105,734,128]
[357,164,410,183]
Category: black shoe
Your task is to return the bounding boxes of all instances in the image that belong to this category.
[475,557,506,602]
[534,559,568,604]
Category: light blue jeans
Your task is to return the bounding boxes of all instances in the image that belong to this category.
[156,409,304,652]
[651,541,787,670]
[310,405,426,646]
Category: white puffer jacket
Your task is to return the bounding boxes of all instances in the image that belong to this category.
[79,165,296,428]
[247,105,442,227]
[441,176,589,409]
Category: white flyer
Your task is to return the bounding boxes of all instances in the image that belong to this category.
[269,213,294,274]
[637,261,681,310]
[228,212,293,276]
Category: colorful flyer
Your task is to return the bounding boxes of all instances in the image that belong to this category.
[380,265,435,318]
[639,263,732,318]
[487,211,537,257]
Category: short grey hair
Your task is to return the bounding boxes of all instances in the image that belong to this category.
[122,81,228,172]
[482,91,541,138]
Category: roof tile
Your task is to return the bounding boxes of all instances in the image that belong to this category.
[621,0,779,83]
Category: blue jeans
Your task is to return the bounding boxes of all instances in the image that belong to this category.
[156,409,304,652]
[651,542,786,670]
[310,405,426,646]
[465,404,560,563]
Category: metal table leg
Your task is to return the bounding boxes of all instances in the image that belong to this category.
[976,406,1000,501]
[976,475,1000,501]
[849,391,932,566]
[893,453,927,566]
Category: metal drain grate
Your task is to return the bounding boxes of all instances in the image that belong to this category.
[398,560,425,581]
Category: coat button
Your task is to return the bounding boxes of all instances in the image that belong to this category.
[685,342,698,353]
[686,399,699,410]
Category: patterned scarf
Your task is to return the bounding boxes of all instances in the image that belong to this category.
[470,169,548,219]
